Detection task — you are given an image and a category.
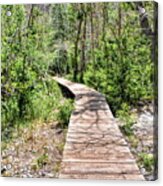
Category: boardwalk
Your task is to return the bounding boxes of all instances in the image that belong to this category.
[54,77,144,180]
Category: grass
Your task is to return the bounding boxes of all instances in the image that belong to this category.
[36,154,49,168]
[138,153,155,172]
[2,76,74,142]
[31,154,49,170]
[56,141,65,155]
[117,103,136,136]
[53,162,61,173]
[1,78,62,141]
[56,99,74,128]
[128,135,139,148]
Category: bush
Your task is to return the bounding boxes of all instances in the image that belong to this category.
[57,99,74,128]
[116,103,136,136]
[1,77,64,140]
[138,153,155,171]
[29,78,63,121]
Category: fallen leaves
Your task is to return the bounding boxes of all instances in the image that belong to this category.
[1,120,67,178]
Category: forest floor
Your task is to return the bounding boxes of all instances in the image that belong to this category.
[1,120,67,178]
[117,103,156,180]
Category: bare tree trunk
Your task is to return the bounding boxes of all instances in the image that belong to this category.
[102,3,109,74]
[102,3,106,42]
[102,3,108,51]
[80,6,87,83]
[90,4,95,71]
[135,2,153,36]
[73,8,83,81]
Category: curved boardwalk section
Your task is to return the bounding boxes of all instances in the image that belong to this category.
[54,77,144,180]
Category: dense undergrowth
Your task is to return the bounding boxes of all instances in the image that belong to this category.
[1,5,74,142]
[2,76,73,141]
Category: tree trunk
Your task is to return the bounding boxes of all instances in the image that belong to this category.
[90,4,95,71]
[73,9,83,81]
[80,7,87,83]
[135,2,153,36]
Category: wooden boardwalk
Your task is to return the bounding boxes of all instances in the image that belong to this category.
[54,77,144,180]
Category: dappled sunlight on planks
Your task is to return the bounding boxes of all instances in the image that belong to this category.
[54,77,144,180]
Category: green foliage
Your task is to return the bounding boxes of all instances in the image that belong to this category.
[36,154,49,168]
[128,135,139,148]
[138,153,155,171]
[28,78,63,121]
[31,153,49,170]
[57,99,74,128]
[116,103,136,136]
[1,2,156,143]
[56,141,65,154]
[82,2,154,115]
[48,2,155,115]
[1,5,64,140]
[53,161,61,173]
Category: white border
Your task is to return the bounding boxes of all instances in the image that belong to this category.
[0,0,162,185]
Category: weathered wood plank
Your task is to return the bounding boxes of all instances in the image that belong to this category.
[59,173,144,180]
[60,162,141,174]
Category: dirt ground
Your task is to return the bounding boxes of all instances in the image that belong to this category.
[1,121,67,178]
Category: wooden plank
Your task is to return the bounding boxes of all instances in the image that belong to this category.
[62,159,136,163]
[59,173,144,180]
[60,162,140,175]
[63,151,133,161]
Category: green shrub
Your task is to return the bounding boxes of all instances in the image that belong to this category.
[29,78,63,121]
[117,103,135,136]
[1,77,64,140]
[57,99,73,128]
[138,153,155,171]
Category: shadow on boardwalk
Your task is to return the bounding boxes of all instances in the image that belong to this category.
[54,77,144,180]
